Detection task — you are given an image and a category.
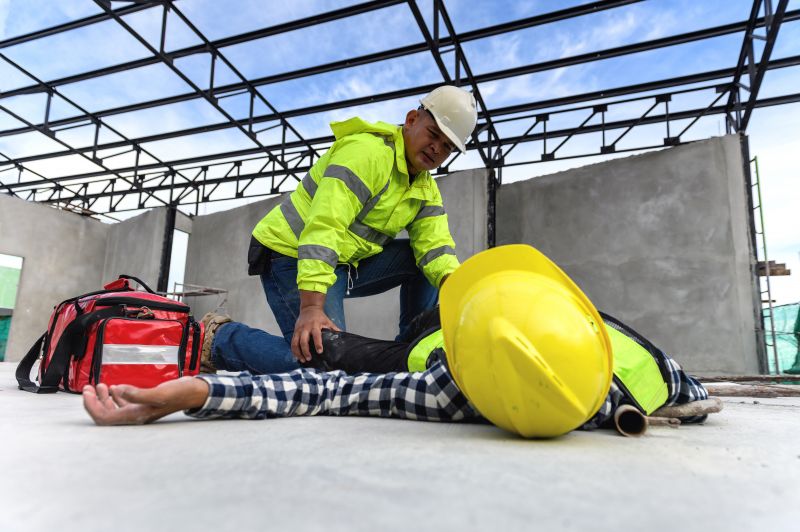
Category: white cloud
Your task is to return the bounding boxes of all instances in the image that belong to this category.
[0,0,9,39]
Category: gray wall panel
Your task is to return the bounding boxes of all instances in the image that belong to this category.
[183,197,284,334]
[497,135,758,374]
[0,196,109,362]
[102,208,166,290]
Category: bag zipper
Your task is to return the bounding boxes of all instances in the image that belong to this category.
[95,297,189,313]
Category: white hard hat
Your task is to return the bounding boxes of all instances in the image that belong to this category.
[420,85,478,152]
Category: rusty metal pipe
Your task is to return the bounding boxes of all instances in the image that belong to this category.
[613,404,648,437]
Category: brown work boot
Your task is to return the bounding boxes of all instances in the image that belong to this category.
[199,312,232,373]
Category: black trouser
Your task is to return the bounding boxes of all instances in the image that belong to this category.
[306,306,442,373]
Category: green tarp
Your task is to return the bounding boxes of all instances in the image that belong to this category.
[0,316,10,362]
[764,303,800,374]
[0,265,21,309]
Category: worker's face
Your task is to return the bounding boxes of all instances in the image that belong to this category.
[403,108,456,175]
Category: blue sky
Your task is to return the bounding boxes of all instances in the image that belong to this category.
[0,0,798,303]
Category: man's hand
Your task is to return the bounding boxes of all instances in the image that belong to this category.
[292,290,341,362]
[82,378,209,426]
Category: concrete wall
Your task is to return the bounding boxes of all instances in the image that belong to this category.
[0,197,173,362]
[497,135,758,374]
[0,195,110,361]
[184,168,490,340]
[102,208,166,290]
[183,196,283,334]
[2,136,758,373]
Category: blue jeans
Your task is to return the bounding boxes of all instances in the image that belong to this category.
[261,239,439,344]
[211,321,300,374]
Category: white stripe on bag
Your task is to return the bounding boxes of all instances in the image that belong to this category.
[102,344,179,364]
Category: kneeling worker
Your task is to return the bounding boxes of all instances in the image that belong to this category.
[83,245,710,438]
[247,85,477,363]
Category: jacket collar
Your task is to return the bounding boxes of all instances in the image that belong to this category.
[330,116,434,194]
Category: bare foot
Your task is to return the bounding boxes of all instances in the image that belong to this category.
[82,378,209,426]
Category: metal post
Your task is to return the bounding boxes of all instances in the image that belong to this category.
[487,167,498,248]
[739,134,768,373]
[157,206,177,293]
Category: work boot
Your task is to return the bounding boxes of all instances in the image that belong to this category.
[199,312,232,373]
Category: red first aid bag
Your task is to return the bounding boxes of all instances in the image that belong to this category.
[16,275,204,394]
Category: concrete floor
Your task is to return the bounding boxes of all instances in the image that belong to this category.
[1,362,798,532]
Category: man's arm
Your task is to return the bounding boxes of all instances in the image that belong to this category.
[189,363,478,421]
[407,197,459,289]
[83,363,479,426]
[82,379,209,426]
[292,136,388,360]
[293,289,338,363]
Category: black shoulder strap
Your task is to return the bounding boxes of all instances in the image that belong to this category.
[15,333,47,393]
[16,305,126,394]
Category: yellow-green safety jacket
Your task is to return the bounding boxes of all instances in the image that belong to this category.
[252,117,460,293]
[406,313,671,415]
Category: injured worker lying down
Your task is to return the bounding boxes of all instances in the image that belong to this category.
[82,245,720,439]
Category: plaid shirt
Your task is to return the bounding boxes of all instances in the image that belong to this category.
[187,355,708,431]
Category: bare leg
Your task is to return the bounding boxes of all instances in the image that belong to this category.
[82,378,209,426]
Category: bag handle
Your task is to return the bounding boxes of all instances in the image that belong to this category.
[113,275,157,294]
[16,305,127,394]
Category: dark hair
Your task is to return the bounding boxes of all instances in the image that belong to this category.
[418,105,434,120]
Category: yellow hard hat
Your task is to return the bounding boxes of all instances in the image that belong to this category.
[439,244,613,438]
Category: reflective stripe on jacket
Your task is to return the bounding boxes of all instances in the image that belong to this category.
[252,117,459,293]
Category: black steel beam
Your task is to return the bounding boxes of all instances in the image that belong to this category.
[93,0,305,190]
[5,48,798,168]
[1,0,638,100]
[4,8,797,146]
[1,0,797,217]
[740,0,790,130]
[0,0,405,98]
[489,54,800,118]
[724,0,763,129]
[475,92,800,150]
[5,68,799,189]
[0,2,650,135]
[0,2,153,49]
[15,91,800,205]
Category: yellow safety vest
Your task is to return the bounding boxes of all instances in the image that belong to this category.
[604,320,670,415]
[252,117,460,293]
[407,328,445,372]
[407,318,670,414]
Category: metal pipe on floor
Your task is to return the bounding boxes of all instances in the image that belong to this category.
[614,405,648,437]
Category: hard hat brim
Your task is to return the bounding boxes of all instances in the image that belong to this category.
[431,113,467,153]
[420,102,468,153]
